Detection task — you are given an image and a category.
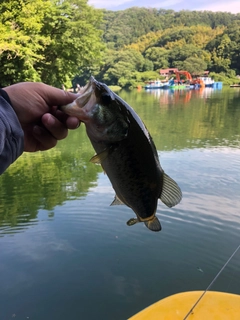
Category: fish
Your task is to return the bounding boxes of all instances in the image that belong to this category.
[60,77,182,232]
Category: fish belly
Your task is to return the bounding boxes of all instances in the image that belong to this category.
[97,134,163,220]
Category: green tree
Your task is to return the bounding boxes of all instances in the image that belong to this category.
[224,21,240,74]
[210,49,231,73]
[207,33,232,73]
[169,44,207,67]
[144,47,169,70]
[0,0,105,87]
[178,57,207,74]
[0,0,51,86]
[102,7,162,49]
[100,49,147,87]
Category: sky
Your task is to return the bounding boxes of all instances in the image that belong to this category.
[88,0,240,13]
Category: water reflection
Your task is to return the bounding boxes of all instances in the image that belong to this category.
[0,88,240,320]
[0,88,240,234]
[133,88,240,151]
[0,126,101,235]
[144,86,230,105]
[145,87,194,104]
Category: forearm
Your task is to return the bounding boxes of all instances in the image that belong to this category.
[0,94,24,174]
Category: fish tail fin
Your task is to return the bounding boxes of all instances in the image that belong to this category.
[144,217,162,232]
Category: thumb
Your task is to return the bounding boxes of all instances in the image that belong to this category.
[41,85,79,107]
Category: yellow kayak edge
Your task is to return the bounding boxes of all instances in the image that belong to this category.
[128,291,240,320]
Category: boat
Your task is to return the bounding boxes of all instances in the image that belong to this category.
[230,84,240,87]
[198,76,215,87]
[161,82,170,89]
[144,80,164,89]
[168,80,190,90]
[129,244,240,319]
[145,77,175,90]
[169,84,189,90]
[129,291,240,319]
[161,78,174,89]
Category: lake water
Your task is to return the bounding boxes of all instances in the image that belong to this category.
[0,87,240,319]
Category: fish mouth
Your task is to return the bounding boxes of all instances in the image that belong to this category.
[60,77,114,120]
[90,76,115,100]
[75,77,95,107]
[60,78,94,119]
[75,76,111,107]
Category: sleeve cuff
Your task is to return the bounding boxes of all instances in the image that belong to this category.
[0,96,24,174]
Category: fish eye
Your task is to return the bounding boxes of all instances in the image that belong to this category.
[101,92,112,106]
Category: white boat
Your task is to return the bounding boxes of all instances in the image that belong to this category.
[144,80,164,89]
[198,76,215,87]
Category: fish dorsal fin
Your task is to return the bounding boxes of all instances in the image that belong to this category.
[90,149,109,164]
[160,173,182,208]
[110,195,125,206]
[144,217,162,232]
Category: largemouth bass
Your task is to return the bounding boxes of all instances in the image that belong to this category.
[61,77,182,232]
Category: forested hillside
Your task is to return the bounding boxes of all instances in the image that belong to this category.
[94,8,240,87]
[1,2,240,88]
[102,8,239,49]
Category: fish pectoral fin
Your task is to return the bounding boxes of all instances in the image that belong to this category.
[110,195,125,206]
[90,149,109,164]
[126,218,139,226]
[144,217,162,232]
[160,173,182,208]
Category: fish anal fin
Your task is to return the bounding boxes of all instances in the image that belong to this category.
[144,217,162,232]
[90,149,109,164]
[110,195,125,206]
[126,218,139,226]
[160,173,182,208]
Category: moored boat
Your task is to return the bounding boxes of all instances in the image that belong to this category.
[129,291,240,319]
[169,84,189,90]
[144,80,164,89]
[230,84,240,87]
[198,76,215,87]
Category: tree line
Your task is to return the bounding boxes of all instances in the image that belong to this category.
[1,2,240,88]
[0,0,104,87]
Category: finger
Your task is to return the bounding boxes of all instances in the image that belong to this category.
[41,113,68,140]
[44,86,79,106]
[51,108,69,122]
[66,116,81,129]
[33,126,58,151]
[51,109,80,129]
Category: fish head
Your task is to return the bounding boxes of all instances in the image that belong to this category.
[61,77,129,143]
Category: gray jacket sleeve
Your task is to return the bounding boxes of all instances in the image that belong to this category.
[0,96,24,174]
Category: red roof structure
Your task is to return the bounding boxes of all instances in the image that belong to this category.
[160,68,179,76]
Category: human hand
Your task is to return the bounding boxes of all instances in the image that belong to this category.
[4,82,80,152]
